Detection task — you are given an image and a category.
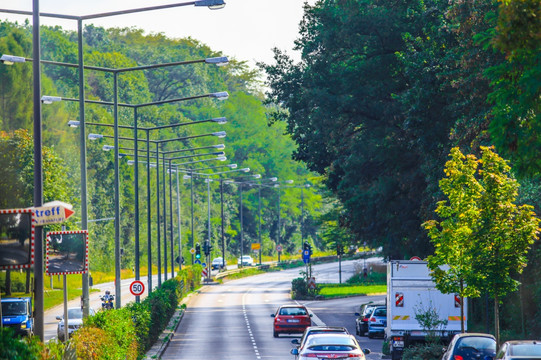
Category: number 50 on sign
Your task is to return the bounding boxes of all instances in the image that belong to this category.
[130,280,145,296]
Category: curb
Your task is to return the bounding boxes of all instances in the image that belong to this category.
[143,293,195,360]
[143,308,185,360]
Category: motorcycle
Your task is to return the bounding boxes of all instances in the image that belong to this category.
[100,294,114,310]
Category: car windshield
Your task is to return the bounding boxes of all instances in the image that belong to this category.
[66,308,83,319]
[1,301,27,316]
[373,308,386,317]
[457,337,496,351]
[279,307,307,316]
[509,344,541,356]
[306,335,357,347]
[212,258,222,263]
[308,345,355,351]
[363,306,376,316]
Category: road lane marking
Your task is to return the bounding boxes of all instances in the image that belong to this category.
[243,290,261,359]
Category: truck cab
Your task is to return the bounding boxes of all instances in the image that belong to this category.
[1,297,33,336]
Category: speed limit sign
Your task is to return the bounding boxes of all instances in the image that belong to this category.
[129,280,145,296]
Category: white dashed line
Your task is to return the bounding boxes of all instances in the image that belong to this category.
[242,291,261,359]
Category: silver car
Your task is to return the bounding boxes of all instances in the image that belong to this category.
[57,307,95,342]
[495,340,541,360]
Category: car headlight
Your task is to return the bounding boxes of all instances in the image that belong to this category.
[20,323,26,329]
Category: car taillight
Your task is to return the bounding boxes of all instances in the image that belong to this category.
[370,317,376,322]
[454,356,463,360]
[301,354,319,358]
[362,317,369,321]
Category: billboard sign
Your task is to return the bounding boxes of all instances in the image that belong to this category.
[0,209,34,270]
[46,230,88,275]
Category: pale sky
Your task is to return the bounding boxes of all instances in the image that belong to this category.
[2,0,315,68]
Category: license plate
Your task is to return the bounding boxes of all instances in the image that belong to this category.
[393,340,404,348]
[287,319,300,323]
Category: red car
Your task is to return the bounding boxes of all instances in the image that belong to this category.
[271,305,313,337]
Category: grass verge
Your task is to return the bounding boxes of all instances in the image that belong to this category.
[317,284,386,298]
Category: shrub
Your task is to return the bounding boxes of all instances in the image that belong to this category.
[0,328,48,360]
[402,343,444,360]
[291,277,309,299]
[68,265,202,358]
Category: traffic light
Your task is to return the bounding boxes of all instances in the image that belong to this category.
[337,243,343,256]
[203,241,212,256]
[303,242,309,251]
[195,243,201,259]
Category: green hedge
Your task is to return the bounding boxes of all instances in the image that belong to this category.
[1,265,202,360]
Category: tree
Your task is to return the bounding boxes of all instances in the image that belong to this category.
[423,147,484,332]
[472,146,539,345]
[424,146,540,344]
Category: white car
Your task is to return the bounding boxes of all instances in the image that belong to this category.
[57,307,95,342]
[211,257,226,270]
[237,255,254,266]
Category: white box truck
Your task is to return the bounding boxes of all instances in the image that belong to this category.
[386,260,466,360]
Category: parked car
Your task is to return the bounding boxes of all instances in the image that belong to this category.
[57,307,95,342]
[290,333,371,359]
[291,326,349,348]
[367,305,387,338]
[1,297,33,337]
[355,301,385,336]
[271,304,312,337]
[211,257,225,270]
[442,333,496,360]
[495,340,541,360]
[237,255,254,266]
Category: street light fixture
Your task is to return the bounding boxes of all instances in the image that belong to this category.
[195,0,227,9]
[205,56,229,66]
[41,95,61,104]
[210,91,229,100]
[0,54,26,65]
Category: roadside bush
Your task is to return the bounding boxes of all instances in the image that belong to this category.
[70,327,119,360]
[0,328,48,360]
[291,277,309,299]
[82,308,138,360]
[402,343,444,360]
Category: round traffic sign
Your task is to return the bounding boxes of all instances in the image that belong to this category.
[276,245,283,252]
[410,256,422,261]
[129,280,145,296]
[201,263,207,268]
[190,247,195,254]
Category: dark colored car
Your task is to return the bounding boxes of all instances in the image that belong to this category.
[291,333,371,360]
[271,305,312,338]
[291,326,349,348]
[355,301,384,336]
[367,305,386,338]
[442,333,496,360]
[495,340,541,360]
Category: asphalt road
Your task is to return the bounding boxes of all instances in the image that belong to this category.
[162,259,386,360]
